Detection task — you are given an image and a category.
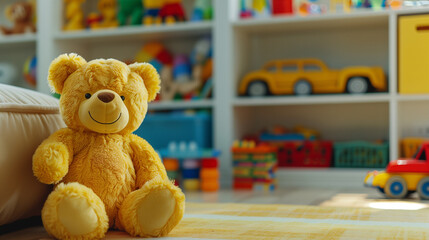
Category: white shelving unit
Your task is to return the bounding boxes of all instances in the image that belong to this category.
[3,0,429,188]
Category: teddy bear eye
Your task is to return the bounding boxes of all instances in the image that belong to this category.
[121,96,125,101]
[85,93,91,99]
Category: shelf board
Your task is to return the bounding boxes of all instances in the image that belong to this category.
[277,167,384,188]
[54,21,213,43]
[233,93,391,107]
[233,9,392,33]
[397,94,429,102]
[148,99,213,110]
[0,34,37,47]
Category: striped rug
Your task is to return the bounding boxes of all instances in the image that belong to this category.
[5,202,429,239]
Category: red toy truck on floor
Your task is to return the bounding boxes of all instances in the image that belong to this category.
[365,142,429,199]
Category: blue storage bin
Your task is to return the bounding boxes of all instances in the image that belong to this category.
[134,112,212,149]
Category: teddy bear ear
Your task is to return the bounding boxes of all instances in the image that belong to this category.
[128,62,161,102]
[48,53,87,94]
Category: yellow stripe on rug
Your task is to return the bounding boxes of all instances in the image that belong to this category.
[165,202,429,240]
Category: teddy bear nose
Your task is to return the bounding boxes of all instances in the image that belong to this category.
[97,92,115,103]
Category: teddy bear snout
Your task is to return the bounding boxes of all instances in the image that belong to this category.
[98,91,115,103]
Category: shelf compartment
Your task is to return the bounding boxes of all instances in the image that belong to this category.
[0,34,37,48]
[234,103,389,143]
[397,94,429,102]
[234,93,391,106]
[149,99,213,110]
[233,9,389,33]
[54,21,213,43]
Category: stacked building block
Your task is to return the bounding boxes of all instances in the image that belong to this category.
[200,158,220,191]
[182,158,200,191]
[232,141,277,191]
[159,141,221,192]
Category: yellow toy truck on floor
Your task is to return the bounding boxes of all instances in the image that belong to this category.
[238,58,386,96]
[365,142,429,199]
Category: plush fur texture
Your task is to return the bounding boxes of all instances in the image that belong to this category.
[32,54,185,239]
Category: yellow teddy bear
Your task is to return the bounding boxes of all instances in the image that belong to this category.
[32,53,185,239]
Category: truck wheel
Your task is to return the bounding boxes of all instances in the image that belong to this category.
[384,176,408,199]
[294,80,312,95]
[247,81,269,97]
[417,177,429,200]
[347,77,369,94]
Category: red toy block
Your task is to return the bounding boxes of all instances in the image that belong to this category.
[233,178,253,190]
[272,0,293,15]
[202,157,218,168]
[272,0,294,15]
[159,3,186,21]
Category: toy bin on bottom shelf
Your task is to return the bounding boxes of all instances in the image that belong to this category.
[134,112,212,149]
[334,141,389,168]
[231,141,277,191]
[160,143,220,192]
[262,140,333,168]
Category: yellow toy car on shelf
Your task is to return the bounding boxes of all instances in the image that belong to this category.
[238,59,387,96]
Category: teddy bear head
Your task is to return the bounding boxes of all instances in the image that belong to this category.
[48,53,160,134]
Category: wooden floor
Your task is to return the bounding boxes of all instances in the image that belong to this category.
[3,186,429,239]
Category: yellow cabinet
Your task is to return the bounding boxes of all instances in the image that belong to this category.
[399,14,429,94]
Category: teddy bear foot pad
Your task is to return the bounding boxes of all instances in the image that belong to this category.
[42,182,109,240]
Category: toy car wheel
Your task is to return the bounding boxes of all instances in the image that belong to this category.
[417,177,429,200]
[294,80,312,95]
[247,81,269,97]
[347,77,369,94]
[384,176,408,199]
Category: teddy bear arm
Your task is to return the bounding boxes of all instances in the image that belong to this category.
[33,129,74,184]
[129,134,169,188]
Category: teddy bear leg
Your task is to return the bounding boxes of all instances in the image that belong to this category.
[42,182,109,240]
[118,178,185,237]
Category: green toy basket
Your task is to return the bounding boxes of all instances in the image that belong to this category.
[334,141,389,168]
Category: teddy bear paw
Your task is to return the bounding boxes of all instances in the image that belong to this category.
[118,181,185,237]
[42,182,108,240]
[33,143,69,184]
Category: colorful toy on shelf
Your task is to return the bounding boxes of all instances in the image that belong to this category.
[272,0,294,15]
[401,137,428,158]
[252,0,271,18]
[135,42,173,73]
[191,0,213,21]
[159,0,187,24]
[142,0,163,25]
[89,0,119,29]
[240,0,254,18]
[335,141,389,168]
[160,38,213,101]
[86,12,103,27]
[364,142,429,199]
[23,56,37,87]
[160,141,221,192]
[0,1,36,35]
[232,141,277,191]
[238,58,387,97]
[173,55,192,83]
[200,158,220,191]
[63,0,85,31]
[117,0,143,26]
[0,63,16,85]
[257,125,331,168]
[330,0,352,12]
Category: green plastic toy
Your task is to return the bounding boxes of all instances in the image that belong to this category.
[117,0,143,26]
